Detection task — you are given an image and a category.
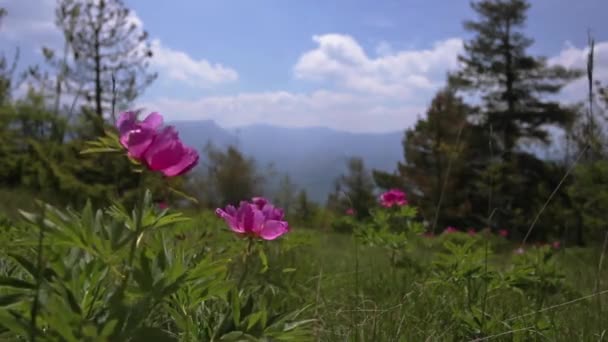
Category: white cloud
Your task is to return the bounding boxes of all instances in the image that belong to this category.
[294,34,463,98]
[150,40,239,87]
[141,90,424,133]
[0,0,59,46]
[548,40,608,102]
[375,41,394,57]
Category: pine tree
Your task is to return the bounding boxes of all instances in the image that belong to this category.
[449,0,581,154]
[335,157,376,219]
[202,144,264,207]
[43,0,157,133]
[448,0,581,236]
[398,88,474,230]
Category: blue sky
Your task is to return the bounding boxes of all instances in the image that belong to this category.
[1,0,607,132]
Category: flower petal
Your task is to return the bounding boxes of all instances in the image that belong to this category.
[216,207,244,233]
[141,112,163,130]
[159,146,199,177]
[259,220,289,240]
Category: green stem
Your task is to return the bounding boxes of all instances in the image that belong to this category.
[237,238,254,290]
[30,210,46,342]
[121,176,146,290]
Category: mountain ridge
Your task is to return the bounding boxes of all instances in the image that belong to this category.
[170,120,405,202]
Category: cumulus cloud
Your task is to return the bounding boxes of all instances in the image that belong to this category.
[140,90,425,133]
[294,34,463,98]
[150,40,239,87]
[548,40,608,102]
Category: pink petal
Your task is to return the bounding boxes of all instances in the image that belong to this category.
[117,111,138,147]
[144,127,182,169]
[251,197,268,209]
[250,209,266,234]
[259,220,289,240]
[216,207,244,234]
[159,147,199,177]
[141,112,163,129]
[125,128,157,159]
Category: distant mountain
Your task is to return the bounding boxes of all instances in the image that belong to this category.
[171,121,404,203]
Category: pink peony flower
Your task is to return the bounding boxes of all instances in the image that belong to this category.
[143,127,199,177]
[444,226,458,234]
[157,201,169,210]
[467,228,476,236]
[117,111,199,177]
[498,229,509,238]
[552,241,561,249]
[215,198,289,241]
[345,208,355,216]
[379,188,408,208]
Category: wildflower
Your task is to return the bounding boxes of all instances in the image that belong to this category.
[215,198,289,241]
[117,111,199,177]
[552,241,561,249]
[345,208,355,216]
[379,188,408,208]
[444,226,458,234]
[117,111,163,159]
[515,247,525,255]
[157,201,169,210]
[498,229,509,238]
[467,228,476,236]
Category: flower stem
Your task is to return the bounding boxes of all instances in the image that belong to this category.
[237,238,254,290]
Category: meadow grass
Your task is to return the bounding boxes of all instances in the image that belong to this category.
[242,220,608,341]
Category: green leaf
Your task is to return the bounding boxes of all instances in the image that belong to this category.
[283,319,317,332]
[282,268,296,273]
[231,289,241,326]
[258,249,268,274]
[80,146,121,154]
[246,311,265,331]
[168,187,199,204]
[0,294,25,307]
[220,331,245,341]
[0,310,30,336]
[8,253,37,278]
[130,327,177,342]
[0,276,35,290]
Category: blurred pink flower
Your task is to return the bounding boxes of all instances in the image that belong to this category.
[498,229,509,238]
[117,112,199,177]
[345,208,355,216]
[552,241,561,249]
[444,226,458,234]
[379,188,408,208]
[157,201,169,210]
[215,198,289,241]
[467,228,476,236]
[515,247,525,255]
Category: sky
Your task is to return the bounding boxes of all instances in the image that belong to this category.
[1,0,607,133]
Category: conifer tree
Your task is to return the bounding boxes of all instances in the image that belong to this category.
[449,0,581,154]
